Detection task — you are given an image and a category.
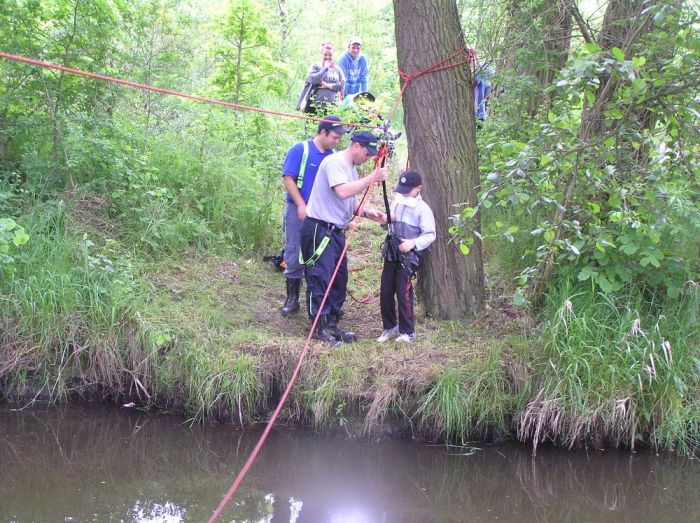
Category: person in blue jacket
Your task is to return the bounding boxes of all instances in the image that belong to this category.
[474,72,491,122]
[338,36,369,96]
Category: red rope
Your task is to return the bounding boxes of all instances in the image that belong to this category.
[0,52,376,130]
[207,162,386,522]
[387,45,476,123]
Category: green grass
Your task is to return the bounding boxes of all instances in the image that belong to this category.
[1,185,698,455]
[518,280,700,453]
[415,341,526,444]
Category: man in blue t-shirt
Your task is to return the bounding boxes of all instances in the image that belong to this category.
[280,116,349,316]
[338,36,369,96]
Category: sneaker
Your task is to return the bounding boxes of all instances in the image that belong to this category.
[395,333,416,343]
[376,326,400,343]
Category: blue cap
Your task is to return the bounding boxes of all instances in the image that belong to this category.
[350,131,378,155]
[394,171,422,194]
[318,115,350,134]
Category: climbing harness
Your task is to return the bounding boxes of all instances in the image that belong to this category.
[295,140,310,189]
[298,223,330,267]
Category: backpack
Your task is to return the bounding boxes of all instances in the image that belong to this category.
[296,81,317,114]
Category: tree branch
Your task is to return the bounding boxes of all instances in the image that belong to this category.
[565,1,594,43]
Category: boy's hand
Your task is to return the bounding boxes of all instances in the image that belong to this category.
[399,239,416,253]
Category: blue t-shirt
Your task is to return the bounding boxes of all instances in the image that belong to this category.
[282,140,335,203]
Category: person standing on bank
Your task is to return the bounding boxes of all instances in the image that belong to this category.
[306,43,346,113]
[300,131,388,346]
[338,36,369,96]
[280,116,350,316]
[377,171,436,343]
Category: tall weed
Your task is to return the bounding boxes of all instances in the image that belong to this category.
[518,281,700,453]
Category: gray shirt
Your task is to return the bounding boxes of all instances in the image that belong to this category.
[306,152,357,228]
[307,63,345,105]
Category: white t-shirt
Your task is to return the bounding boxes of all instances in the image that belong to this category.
[305,152,358,228]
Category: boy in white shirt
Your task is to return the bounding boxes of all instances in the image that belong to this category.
[377,171,436,343]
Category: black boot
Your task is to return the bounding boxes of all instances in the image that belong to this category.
[328,314,356,343]
[281,278,301,316]
[313,315,342,347]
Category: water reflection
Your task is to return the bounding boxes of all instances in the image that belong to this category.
[0,404,698,522]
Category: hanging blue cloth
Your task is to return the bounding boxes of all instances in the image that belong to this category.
[474,74,491,121]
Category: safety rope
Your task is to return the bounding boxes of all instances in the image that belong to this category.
[0,52,376,130]
[386,45,476,123]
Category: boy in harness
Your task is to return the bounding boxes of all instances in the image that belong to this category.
[377,171,436,343]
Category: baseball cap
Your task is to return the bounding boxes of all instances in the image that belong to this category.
[350,131,378,155]
[348,36,362,46]
[394,171,422,194]
[318,115,350,134]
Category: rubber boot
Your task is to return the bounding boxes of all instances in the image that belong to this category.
[313,315,342,348]
[328,314,356,343]
[280,278,301,316]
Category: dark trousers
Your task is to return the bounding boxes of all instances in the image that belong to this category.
[380,259,415,334]
[300,218,347,317]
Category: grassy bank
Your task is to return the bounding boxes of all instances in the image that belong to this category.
[1,191,698,454]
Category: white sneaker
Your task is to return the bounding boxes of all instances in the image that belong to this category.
[395,333,416,343]
[376,326,400,343]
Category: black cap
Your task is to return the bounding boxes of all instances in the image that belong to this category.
[318,115,350,134]
[394,170,422,194]
[350,131,378,155]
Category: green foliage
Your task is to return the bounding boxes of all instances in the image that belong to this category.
[0,217,29,271]
[520,282,700,452]
[212,0,290,104]
[455,1,700,304]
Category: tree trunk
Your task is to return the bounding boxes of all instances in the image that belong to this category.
[501,0,574,118]
[393,0,484,319]
[235,14,245,105]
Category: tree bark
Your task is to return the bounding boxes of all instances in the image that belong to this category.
[501,0,574,118]
[393,0,484,319]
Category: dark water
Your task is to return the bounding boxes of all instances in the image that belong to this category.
[0,404,698,522]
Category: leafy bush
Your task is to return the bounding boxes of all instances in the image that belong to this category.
[454,3,700,304]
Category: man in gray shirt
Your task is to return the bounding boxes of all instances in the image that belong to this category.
[299,131,388,346]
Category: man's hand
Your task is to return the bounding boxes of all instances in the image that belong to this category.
[371,166,388,183]
[399,239,416,253]
[364,209,387,224]
[297,202,307,220]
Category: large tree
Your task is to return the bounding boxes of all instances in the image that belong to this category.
[393,0,484,319]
